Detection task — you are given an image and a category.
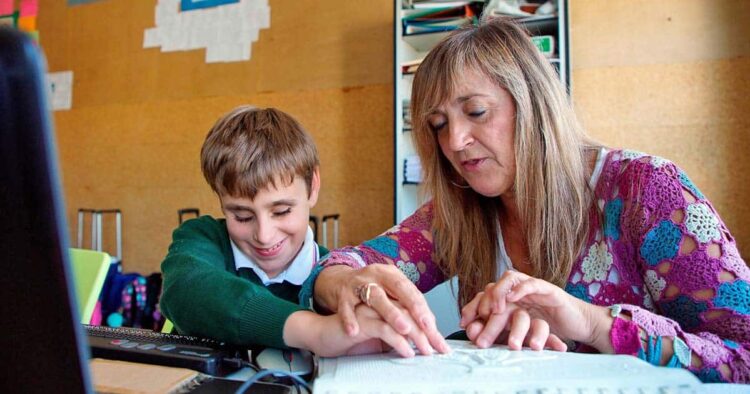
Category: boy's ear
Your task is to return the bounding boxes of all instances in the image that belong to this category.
[308,167,321,207]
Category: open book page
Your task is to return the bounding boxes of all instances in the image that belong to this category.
[314,340,701,393]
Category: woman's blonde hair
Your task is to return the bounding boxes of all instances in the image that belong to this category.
[201,106,319,199]
[411,17,600,307]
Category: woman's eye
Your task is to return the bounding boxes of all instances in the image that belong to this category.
[273,208,292,217]
[429,122,446,132]
[468,109,486,118]
[235,216,254,223]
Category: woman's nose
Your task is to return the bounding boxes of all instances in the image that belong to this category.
[448,120,473,151]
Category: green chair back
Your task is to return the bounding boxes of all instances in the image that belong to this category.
[69,248,110,324]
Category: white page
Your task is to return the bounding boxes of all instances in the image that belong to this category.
[314,340,701,394]
[47,71,73,111]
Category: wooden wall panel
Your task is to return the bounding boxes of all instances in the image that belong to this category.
[38,0,395,274]
[39,0,393,106]
[56,85,394,274]
[570,0,750,257]
[36,0,750,273]
[571,0,750,69]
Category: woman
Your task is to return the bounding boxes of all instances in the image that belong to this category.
[308,17,750,382]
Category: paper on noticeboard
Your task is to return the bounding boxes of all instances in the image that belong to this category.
[144,0,270,63]
[47,71,73,111]
[180,0,239,11]
[18,15,35,31]
[20,0,38,17]
[0,0,13,16]
[0,15,13,27]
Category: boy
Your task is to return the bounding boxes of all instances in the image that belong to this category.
[160,106,418,356]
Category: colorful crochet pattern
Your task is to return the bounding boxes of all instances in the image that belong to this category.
[319,150,750,383]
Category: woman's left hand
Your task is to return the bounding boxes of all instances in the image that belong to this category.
[460,271,614,352]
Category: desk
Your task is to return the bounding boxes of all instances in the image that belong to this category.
[89,359,298,393]
[90,356,750,393]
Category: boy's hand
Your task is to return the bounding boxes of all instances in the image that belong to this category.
[284,305,437,358]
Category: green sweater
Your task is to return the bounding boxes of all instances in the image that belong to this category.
[160,216,328,349]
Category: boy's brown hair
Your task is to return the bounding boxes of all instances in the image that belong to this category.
[200,106,319,199]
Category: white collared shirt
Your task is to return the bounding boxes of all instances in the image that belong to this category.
[231,226,319,286]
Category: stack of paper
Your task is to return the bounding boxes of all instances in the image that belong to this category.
[405,0,473,9]
[486,0,557,20]
[402,3,481,36]
[401,59,423,75]
[402,99,412,130]
[404,155,422,184]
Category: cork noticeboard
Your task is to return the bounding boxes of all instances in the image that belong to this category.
[38,0,395,273]
[570,0,750,259]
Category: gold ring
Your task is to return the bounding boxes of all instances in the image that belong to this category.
[356,282,378,307]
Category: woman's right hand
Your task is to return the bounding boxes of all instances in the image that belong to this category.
[314,264,451,354]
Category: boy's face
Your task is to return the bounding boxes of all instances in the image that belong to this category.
[220,170,320,278]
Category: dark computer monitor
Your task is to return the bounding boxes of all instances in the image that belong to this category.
[0,27,93,393]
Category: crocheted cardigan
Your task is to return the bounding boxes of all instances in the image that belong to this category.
[320,149,750,383]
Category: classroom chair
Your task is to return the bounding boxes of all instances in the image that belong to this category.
[69,248,111,324]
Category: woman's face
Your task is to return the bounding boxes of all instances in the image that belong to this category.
[427,70,517,198]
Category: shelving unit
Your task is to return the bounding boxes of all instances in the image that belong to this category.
[393,0,569,336]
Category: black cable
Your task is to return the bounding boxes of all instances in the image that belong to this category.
[222,356,259,372]
[234,369,311,394]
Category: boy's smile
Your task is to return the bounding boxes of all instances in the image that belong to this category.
[253,238,285,257]
[220,172,320,278]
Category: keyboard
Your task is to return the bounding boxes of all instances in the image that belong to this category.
[84,325,247,376]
